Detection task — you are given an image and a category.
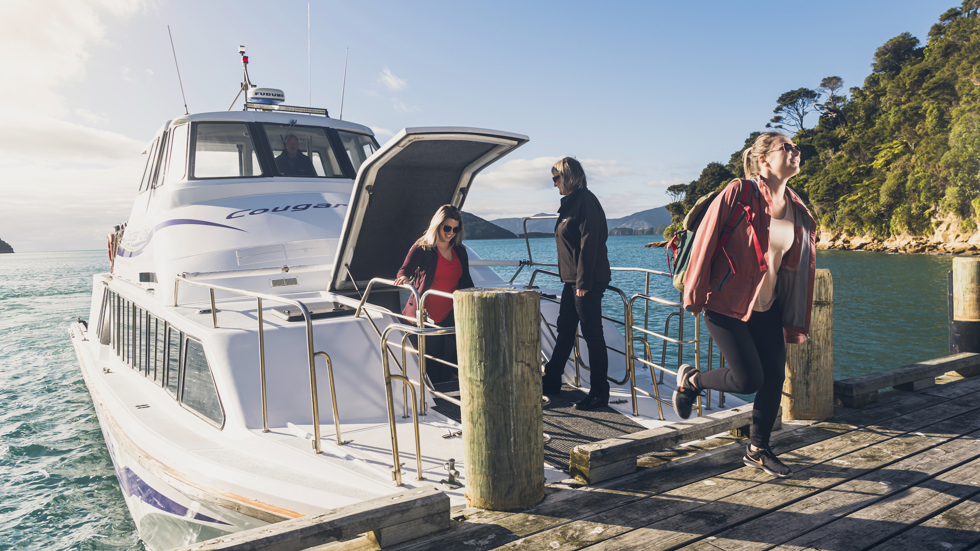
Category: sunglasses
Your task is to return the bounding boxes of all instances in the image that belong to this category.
[442,225,461,234]
[552,174,561,183]
[769,143,801,154]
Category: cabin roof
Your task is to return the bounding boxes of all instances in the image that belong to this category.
[169,110,375,136]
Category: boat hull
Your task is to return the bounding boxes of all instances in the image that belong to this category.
[71,322,274,551]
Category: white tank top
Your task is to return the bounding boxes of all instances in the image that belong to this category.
[754,204,795,312]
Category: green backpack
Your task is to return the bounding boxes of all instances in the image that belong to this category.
[667,179,761,292]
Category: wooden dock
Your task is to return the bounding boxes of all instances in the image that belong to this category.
[386,371,980,551]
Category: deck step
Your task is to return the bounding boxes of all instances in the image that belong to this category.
[569,405,780,484]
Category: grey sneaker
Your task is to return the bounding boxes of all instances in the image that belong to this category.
[671,364,700,419]
[743,444,792,478]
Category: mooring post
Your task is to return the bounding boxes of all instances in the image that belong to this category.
[783,269,834,419]
[454,288,544,510]
[949,257,980,377]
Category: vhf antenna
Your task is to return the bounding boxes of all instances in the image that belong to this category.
[339,48,349,120]
[228,46,255,111]
[167,25,189,115]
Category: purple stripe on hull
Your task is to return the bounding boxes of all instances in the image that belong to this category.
[117,219,247,258]
[118,466,231,526]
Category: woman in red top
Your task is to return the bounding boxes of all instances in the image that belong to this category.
[394,205,474,383]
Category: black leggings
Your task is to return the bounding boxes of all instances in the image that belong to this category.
[690,307,785,448]
[410,311,457,384]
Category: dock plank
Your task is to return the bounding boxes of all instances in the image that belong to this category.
[768,454,980,551]
[676,430,980,550]
[502,396,980,551]
[864,494,980,551]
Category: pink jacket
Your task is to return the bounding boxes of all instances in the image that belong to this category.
[683,178,817,344]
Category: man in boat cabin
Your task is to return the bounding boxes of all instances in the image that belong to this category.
[276,134,317,176]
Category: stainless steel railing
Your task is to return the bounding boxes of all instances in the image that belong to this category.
[379,323,457,486]
[173,276,344,451]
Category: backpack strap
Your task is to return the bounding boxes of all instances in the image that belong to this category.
[711,179,767,275]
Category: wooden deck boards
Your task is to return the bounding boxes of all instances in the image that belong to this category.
[392,373,980,551]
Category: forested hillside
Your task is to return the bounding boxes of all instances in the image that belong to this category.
[665,0,980,250]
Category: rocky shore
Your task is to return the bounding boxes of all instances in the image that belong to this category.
[0,238,13,254]
[646,218,980,256]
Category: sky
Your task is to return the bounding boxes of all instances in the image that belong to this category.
[0,0,958,252]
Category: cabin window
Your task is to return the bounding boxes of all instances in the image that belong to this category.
[98,289,111,346]
[124,300,132,365]
[181,338,224,427]
[136,307,145,373]
[336,131,379,173]
[139,138,160,193]
[261,124,344,178]
[191,122,264,179]
[161,124,189,186]
[153,317,166,386]
[166,327,182,398]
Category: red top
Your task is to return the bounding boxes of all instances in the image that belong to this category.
[426,250,463,323]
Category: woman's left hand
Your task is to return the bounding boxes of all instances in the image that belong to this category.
[576,288,587,297]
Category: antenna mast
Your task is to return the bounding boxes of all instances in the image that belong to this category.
[167,25,189,115]
[339,48,349,120]
[308,2,311,107]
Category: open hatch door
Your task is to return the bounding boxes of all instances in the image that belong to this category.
[328,127,528,293]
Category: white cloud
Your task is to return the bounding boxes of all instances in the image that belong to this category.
[144,68,154,76]
[0,0,144,114]
[121,66,136,83]
[391,99,419,113]
[378,66,407,92]
[476,156,633,191]
[370,126,395,140]
[0,0,146,251]
[645,177,686,188]
[75,108,109,126]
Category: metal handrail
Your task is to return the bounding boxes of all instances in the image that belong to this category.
[521,214,558,265]
[173,275,343,453]
[379,323,456,486]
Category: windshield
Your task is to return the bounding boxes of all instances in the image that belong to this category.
[336,131,379,173]
[262,123,345,178]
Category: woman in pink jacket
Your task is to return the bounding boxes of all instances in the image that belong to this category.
[673,132,817,478]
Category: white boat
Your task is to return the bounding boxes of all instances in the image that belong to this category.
[69,52,745,550]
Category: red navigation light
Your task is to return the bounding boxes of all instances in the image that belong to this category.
[243,56,249,63]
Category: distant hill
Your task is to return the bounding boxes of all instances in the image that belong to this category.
[0,238,12,254]
[490,213,556,235]
[607,207,671,230]
[461,212,517,240]
[492,205,671,235]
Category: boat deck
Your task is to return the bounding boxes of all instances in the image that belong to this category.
[391,372,980,551]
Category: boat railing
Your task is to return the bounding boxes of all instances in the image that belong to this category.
[354,278,463,413]
[526,266,722,420]
[172,275,343,452]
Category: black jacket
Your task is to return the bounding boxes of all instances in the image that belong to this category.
[275,151,317,176]
[555,188,611,291]
[396,243,474,320]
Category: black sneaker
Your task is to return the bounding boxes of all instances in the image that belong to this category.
[743,444,792,478]
[671,364,700,419]
[574,393,608,411]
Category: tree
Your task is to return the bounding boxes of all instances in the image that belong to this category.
[817,76,847,128]
[767,88,820,134]
[666,183,688,203]
[684,163,734,209]
[872,32,921,74]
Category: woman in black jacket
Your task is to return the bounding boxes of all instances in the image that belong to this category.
[541,157,612,410]
[394,205,474,383]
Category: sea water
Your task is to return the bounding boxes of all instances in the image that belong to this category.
[0,241,953,549]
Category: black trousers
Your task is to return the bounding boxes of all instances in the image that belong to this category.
[410,311,457,384]
[692,307,785,448]
[543,283,609,397]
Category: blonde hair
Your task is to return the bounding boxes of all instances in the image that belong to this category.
[551,157,587,193]
[742,132,786,178]
[416,205,464,249]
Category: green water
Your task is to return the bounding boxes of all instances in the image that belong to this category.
[0,242,954,549]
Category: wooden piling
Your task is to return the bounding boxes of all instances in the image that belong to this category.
[783,269,834,419]
[454,288,544,510]
[950,257,980,377]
